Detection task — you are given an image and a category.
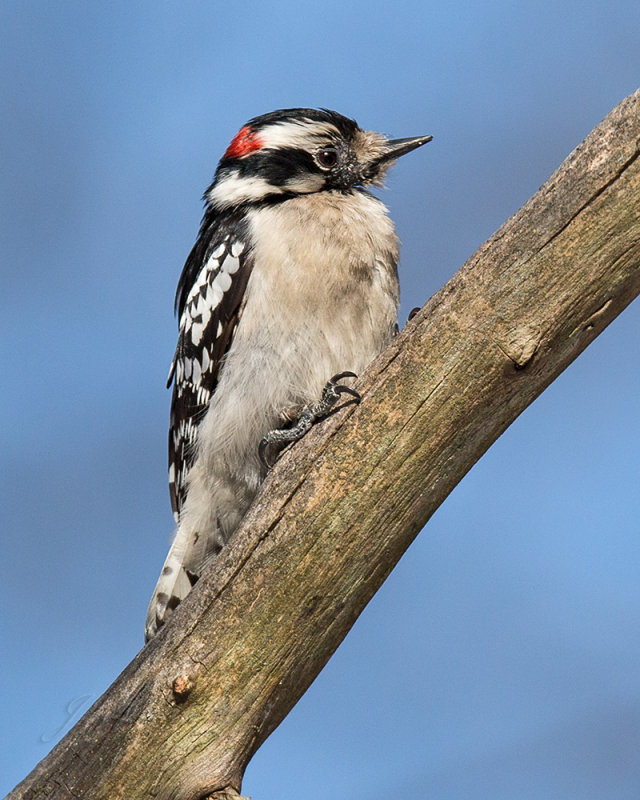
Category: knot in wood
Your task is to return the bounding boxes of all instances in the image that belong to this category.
[496,324,541,369]
[172,674,195,702]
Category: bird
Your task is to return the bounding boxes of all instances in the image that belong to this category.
[144,108,431,641]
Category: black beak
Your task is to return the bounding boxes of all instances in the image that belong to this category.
[378,134,433,163]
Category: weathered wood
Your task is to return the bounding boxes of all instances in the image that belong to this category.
[8,90,640,800]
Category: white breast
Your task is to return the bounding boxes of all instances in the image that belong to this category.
[192,189,400,498]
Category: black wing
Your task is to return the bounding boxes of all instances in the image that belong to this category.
[168,215,253,520]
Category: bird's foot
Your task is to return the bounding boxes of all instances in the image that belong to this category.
[259,371,360,468]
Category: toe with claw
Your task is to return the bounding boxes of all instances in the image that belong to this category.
[259,371,361,468]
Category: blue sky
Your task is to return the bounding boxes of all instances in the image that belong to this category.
[1,2,639,797]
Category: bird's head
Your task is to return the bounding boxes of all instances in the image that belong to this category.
[206,108,431,210]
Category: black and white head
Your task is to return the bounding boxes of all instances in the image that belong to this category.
[206,108,432,210]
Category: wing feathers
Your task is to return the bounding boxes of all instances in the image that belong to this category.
[168,229,253,519]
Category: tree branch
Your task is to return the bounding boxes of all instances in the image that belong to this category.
[9,89,640,800]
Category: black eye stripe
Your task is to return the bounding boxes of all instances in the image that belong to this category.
[235,148,320,185]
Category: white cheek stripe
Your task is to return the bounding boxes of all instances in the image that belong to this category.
[207,174,281,208]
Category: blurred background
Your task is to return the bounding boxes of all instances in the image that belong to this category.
[1,2,639,797]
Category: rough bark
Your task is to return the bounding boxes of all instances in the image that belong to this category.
[8,90,640,800]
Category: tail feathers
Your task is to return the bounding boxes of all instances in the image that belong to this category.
[144,538,198,642]
[144,522,228,642]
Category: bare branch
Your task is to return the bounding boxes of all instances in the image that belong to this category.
[9,89,640,800]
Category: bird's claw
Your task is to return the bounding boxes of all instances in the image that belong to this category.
[259,371,360,469]
[318,371,361,409]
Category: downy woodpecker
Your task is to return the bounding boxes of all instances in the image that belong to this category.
[145,108,431,640]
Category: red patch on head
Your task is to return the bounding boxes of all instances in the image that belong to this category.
[223,126,263,159]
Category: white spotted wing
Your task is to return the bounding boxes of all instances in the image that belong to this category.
[168,234,251,520]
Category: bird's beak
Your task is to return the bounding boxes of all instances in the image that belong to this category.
[378,134,433,163]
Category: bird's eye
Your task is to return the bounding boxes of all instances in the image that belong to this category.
[316,147,338,169]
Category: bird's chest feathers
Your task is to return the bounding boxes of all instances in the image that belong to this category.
[247,192,398,308]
